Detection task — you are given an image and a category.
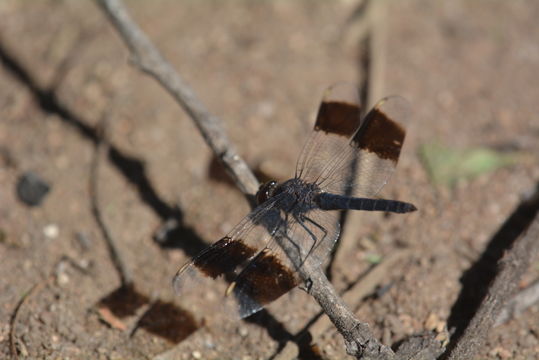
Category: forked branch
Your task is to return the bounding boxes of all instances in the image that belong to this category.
[95,0,398,358]
[96,0,259,199]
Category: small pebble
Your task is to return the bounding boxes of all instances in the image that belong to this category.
[204,337,216,349]
[16,171,51,206]
[43,224,59,239]
[192,350,202,359]
[55,260,69,286]
[238,326,249,337]
[57,272,70,286]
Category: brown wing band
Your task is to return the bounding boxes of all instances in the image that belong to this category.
[314,101,361,137]
[233,249,298,306]
[193,237,257,278]
[351,107,405,162]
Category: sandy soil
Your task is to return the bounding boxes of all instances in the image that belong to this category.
[0,0,538,359]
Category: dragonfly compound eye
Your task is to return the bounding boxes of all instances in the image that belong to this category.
[256,181,278,205]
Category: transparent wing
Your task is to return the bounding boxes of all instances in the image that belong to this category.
[298,84,411,197]
[173,193,342,319]
[231,207,340,318]
[172,193,286,320]
[296,83,363,184]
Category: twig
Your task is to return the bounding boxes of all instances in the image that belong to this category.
[96,0,259,199]
[95,1,411,358]
[9,257,93,359]
[8,266,61,360]
[496,278,539,325]
[312,250,411,340]
[89,104,133,287]
[365,0,387,109]
[304,265,396,359]
[9,284,40,360]
[329,0,387,278]
[446,214,539,359]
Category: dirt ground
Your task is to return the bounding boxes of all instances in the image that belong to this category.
[1,0,538,359]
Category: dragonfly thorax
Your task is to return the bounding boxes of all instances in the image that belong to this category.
[273,178,321,212]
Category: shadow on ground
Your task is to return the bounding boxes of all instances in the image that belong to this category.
[445,182,539,352]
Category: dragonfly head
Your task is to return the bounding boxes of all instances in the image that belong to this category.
[256,180,278,205]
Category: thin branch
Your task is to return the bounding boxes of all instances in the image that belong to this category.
[312,250,411,342]
[329,0,386,279]
[496,278,539,325]
[446,214,539,359]
[306,268,397,359]
[9,284,39,360]
[96,0,259,199]
[95,1,413,359]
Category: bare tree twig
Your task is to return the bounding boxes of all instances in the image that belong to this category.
[273,236,395,360]
[95,1,418,358]
[496,278,539,325]
[96,0,259,199]
[446,214,539,359]
[312,250,411,341]
[9,284,39,360]
[330,0,387,279]
[306,268,396,359]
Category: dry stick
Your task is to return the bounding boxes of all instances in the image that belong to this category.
[322,3,394,357]
[9,284,39,360]
[96,1,402,358]
[277,251,411,360]
[9,268,59,360]
[328,0,376,279]
[89,108,133,287]
[269,4,379,359]
[365,0,387,110]
[332,0,387,275]
[96,0,259,199]
[330,1,445,357]
[311,250,412,341]
[446,215,539,360]
[300,259,396,359]
[496,278,539,326]
[272,6,380,356]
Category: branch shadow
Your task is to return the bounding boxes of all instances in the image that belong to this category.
[248,310,324,360]
[445,182,539,351]
[0,37,204,255]
[0,38,298,351]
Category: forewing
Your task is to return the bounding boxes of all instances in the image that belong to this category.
[295,83,363,183]
[231,208,340,318]
[299,90,411,197]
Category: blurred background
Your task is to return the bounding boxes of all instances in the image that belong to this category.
[0,0,538,359]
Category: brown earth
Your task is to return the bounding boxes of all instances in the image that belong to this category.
[0,0,538,359]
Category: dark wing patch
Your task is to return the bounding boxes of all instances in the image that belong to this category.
[230,248,298,313]
[296,83,362,181]
[172,194,287,320]
[351,104,405,163]
[312,95,411,197]
[315,101,361,137]
[193,237,257,278]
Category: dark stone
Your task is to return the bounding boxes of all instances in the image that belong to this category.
[16,171,51,206]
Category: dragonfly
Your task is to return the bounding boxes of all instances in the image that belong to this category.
[173,83,416,319]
